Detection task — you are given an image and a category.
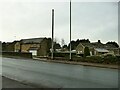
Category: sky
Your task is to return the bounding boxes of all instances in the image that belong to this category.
[0,0,119,45]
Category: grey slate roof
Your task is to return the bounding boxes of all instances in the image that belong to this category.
[95,48,109,52]
[21,38,44,44]
[81,42,118,49]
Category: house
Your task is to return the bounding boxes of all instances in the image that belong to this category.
[76,41,119,56]
[103,44,119,55]
[20,37,51,56]
[76,43,95,56]
[2,37,51,56]
[20,38,41,53]
[28,47,38,56]
[14,41,21,52]
[94,48,109,55]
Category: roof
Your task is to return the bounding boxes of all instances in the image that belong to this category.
[80,42,118,49]
[81,43,95,48]
[21,38,45,44]
[104,44,117,49]
[95,48,109,53]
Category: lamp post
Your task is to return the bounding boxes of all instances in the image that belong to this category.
[69,0,72,60]
[51,9,54,59]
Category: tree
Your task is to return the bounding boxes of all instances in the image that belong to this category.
[63,45,67,49]
[61,39,65,48]
[46,38,52,54]
[54,42,61,49]
[67,39,90,50]
[68,40,76,50]
[79,39,90,43]
[53,37,61,51]
[84,47,90,57]
[2,42,7,51]
[106,41,119,48]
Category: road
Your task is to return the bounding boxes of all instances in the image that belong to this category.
[2,76,35,88]
[1,57,118,88]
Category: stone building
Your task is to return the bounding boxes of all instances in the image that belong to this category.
[76,41,119,56]
[2,37,51,56]
[20,37,51,56]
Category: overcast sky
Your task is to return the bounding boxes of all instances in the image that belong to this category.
[0,0,119,45]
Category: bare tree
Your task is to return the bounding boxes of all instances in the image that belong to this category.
[61,38,65,48]
[54,37,60,43]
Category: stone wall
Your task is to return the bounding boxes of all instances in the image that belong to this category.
[37,38,48,56]
[21,43,40,52]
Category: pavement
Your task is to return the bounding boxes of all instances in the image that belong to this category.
[33,57,119,69]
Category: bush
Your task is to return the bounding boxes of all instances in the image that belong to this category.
[2,51,32,58]
[84,47,90,57]
[72,56,84,62]
[49,52,119,65]
[103,55,118,64]
[85,56,103,63]
[49,52,76,58]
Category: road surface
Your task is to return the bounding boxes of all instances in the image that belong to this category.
[2,76,35,88]
[1,57,118,88]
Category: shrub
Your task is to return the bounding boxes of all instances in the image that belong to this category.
[103,55,118,64]
[49,52,76,58]
[84,47,90,57]
[85,56,103,63]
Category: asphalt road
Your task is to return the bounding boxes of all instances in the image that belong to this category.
[2,76,35,88]
[1,57,118,88]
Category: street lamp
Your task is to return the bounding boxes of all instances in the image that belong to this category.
[51,9,54,59]
[70,0,72,60]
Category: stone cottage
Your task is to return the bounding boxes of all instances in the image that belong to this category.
[76,41,119,56]
[20,37,51,56]
[2,37,51,56]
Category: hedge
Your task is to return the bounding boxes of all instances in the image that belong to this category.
[49,52,76,58]
[2,51,32,59]
[49,53,119,64]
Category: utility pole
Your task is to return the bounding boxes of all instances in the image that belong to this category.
[70,0,72,60]
[51,9,54,59]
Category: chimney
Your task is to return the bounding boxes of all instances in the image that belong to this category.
[98,40,101,43]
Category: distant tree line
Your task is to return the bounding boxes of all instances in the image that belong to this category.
[67,39,90,50]
[106,41,119,48]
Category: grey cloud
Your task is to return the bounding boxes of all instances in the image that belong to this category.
[0,1,118,44]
